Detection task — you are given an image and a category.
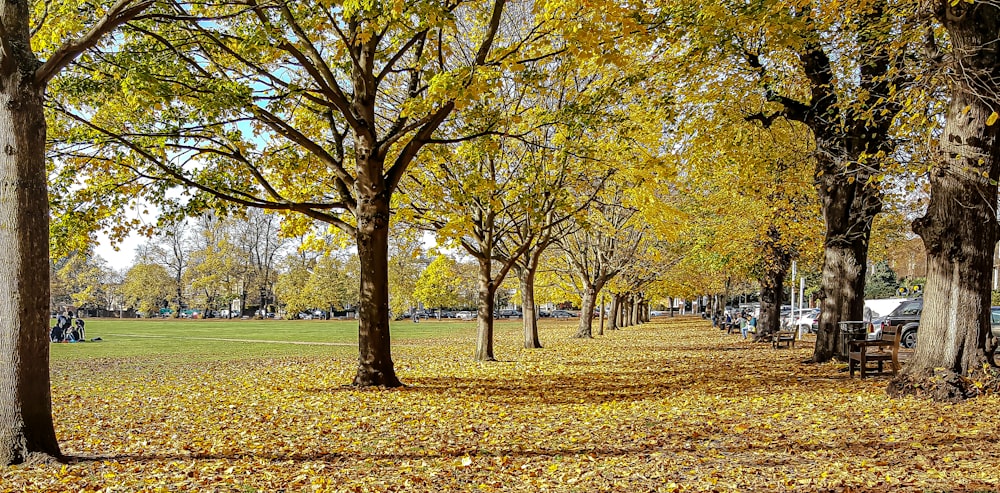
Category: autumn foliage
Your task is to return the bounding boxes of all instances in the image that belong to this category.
[2,317,998,491]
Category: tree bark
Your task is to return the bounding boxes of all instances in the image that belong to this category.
[0,3,62,463]
[608,294,620,330]
[757,227,791,341]
[519,267,542,349]
[813,239,868,361]
[756,272,785,342]
[574,285,598,338]
[353,167,401,387]
[474,259,496,361]
[889,0,1000,401]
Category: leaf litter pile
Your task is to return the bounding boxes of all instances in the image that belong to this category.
[6,317,1000,492]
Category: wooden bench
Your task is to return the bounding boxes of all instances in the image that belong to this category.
[848,326,901,378]
[772,330,796,349]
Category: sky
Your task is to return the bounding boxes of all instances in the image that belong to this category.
[94,232,143,272]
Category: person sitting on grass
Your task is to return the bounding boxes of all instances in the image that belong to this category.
[49,323,64,343]
[72,318,85,342]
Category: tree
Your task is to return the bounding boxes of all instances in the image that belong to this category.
[232,210,288,317]
[889,0,1000,400]
[50,0,512,386]
[0,0,150,464]
[137,221,192,317]
[50,251,111,314]
[387,227,428,320]
[274,255,313,317]
[864,260,899,299]
[304,252,359,315]
[559,199,645,338]
[185,214,246,316]
[671,0,915,360]
[414,254,463,316]
[121,263,173,318]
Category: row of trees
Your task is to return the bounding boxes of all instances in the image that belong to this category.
[2,0,998,466]
[54,207,666,330]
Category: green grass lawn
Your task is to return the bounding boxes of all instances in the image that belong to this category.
[48,317,509,362]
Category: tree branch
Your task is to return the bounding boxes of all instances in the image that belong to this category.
[36,0,154,86]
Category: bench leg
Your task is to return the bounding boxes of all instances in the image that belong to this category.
[849,358,856,377]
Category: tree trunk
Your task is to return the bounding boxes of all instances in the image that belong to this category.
[668,297,674,317]
[0,9,62,462]
[756,271,784,342]
[757,229,790,341]
[889,1,1000,401]
[519,268,542,349]
[631,296,641,325]
[353,171,401,387]
[474,259,496,361]
[813,240,868,361]
[574,285,598,338]
[608,294,620,331]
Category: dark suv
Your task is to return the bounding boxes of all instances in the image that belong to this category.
[881,297,922,349]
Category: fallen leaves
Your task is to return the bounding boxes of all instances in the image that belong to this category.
[4,317,1000,491]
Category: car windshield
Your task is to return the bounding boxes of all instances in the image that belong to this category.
[897,300,921,316]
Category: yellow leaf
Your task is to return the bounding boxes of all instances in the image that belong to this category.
[987,111,999,126]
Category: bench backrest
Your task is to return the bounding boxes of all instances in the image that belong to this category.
[879,326,901,357]
[880,326,899,343]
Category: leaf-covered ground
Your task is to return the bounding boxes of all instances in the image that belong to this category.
[5,317,1000,492]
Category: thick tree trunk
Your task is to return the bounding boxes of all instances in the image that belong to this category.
[0,15,62,463]
[757,231,790,341]
[756,273,784,342]
[353,168,401,387]
[631,296,641,325]
[519,268,542,349]
[474,260,496,361]
[668,297,674,317]
[574,285,598,338]
[889,1,1000,401]
[813,241,868,361]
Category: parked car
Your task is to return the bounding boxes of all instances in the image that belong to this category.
[550,310,574,318]
[793,308,821,333]
[782,308,814,330]
[992,306,1000,339]
[497,309,522,319]
[879,297,922,349]
[455,311,476,320]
